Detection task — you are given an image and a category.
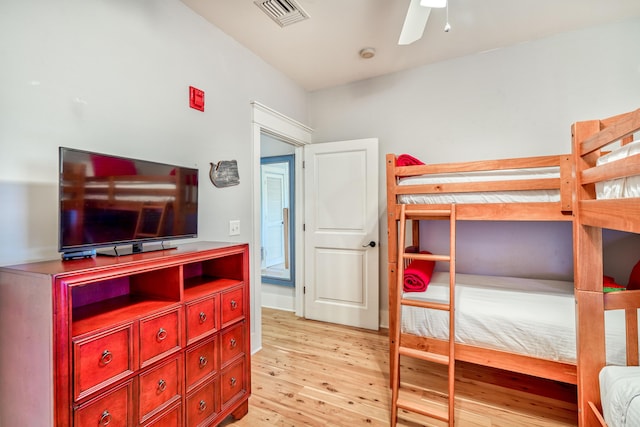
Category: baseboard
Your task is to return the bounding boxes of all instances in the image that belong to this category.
[261,283,295,311]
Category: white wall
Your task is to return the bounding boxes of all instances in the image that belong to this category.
[0,0,308,351]
[261,133,296,157]
[308,18,640,327]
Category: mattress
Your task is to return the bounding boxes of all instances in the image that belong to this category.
[401,272,627,364]
[596,139,640,199]
[600,366,640,427]
[397,167,560,204]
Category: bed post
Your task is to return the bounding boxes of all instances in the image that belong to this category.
[386,154,400,387]
[572,119,606,427]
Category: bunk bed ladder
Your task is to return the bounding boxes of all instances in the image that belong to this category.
[391,203,457,426]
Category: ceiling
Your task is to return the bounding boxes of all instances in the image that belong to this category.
[180,0,640,92]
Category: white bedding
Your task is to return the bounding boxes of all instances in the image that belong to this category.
[596,139,640,199]
[402,272,627,364]
[600,366,640,427]
[397,167,560,204]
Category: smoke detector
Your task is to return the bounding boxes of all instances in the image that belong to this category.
[359,48,376,59]
[254,0,310,27]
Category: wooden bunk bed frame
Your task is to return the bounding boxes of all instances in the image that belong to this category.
[386,152,575,424]
[572,107,640,427]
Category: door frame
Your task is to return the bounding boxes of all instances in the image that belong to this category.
[251,101,312,351]
[260,154,295,287]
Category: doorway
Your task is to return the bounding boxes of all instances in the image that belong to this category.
[251,102,311,345]
[260,154,295,288]
[250,103,379,351]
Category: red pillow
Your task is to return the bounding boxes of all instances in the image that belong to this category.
[627,259,640,290]
[396,154,425,166]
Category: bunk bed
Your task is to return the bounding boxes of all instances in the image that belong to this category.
[386,152,580,425]
[572,107,640,427]
[386,154,575,366]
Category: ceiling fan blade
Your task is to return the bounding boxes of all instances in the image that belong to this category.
[398,0,432,45]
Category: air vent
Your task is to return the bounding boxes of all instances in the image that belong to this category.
[254,0,309,27]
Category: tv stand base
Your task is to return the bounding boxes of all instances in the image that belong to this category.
[97,242,177,257]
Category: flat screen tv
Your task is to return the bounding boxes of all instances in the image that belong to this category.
[59,147,198,258]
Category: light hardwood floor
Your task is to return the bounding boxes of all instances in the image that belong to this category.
[222,308,578,426]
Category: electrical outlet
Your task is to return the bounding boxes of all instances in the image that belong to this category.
[229,220,240,236]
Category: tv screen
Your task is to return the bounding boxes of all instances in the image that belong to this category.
[59,147,198,257]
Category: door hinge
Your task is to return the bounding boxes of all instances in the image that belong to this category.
[303,223,305,231]
[302,160,305,168]
[303,286,306,294]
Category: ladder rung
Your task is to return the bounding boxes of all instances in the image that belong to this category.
[399,346,450,365]
[404,208,452,218]
[396,397,449,422]
[402,253,450,262]
[401,298,449,311]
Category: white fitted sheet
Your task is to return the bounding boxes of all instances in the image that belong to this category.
[397,167,560,204]
[600,366,640,427]
[596,140,640,199]
[402,272,627,364]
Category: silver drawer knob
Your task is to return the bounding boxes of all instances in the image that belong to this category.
[199,355,208,368]
[100,350,113,366]
[158,379,167,392]
[99,410,111,426]
[198,400,207,412]
[199,311,207,323]
[156,328,167,341]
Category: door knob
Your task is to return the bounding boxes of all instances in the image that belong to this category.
[363,241,376,248]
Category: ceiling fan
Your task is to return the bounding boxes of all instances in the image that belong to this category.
[399,0,449,45]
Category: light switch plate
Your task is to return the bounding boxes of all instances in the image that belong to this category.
[229,220,240,236]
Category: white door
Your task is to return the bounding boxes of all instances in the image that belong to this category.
[304,138,379,330]
[261,165,286,269]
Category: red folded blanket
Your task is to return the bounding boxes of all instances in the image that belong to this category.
[403,251,435,293]
[603,275,625,293]
[396,154,425,166]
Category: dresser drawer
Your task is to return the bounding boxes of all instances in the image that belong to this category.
[74,379,134,427]
[185,335,218,391]
[185,295,218,345]
[140,306,182,368]
[141,402,182,427]
[185,378,219,427]
[221,286,244,327]
[73,324,135,401]
[221,357,246,406]
[139,354,183,424]
[221,322,245,365]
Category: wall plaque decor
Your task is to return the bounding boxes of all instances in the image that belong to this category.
[209,160,240,187]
